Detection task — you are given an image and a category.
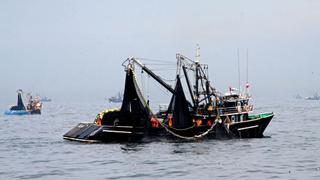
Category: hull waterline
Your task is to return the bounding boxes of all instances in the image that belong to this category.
[63,113,273,143]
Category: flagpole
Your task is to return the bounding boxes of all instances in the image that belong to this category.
[246,48,249,96]
[237,48,241,96]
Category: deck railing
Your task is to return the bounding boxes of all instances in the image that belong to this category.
[199,105,253,116]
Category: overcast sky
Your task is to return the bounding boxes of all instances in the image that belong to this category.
[1,0,320,103]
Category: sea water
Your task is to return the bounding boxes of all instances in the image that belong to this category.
[0,98,319,179]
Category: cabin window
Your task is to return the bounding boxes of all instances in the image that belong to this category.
[240,115,243,122]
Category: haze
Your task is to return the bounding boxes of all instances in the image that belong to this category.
[1,0,320,103]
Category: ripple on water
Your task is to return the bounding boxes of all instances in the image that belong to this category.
[15,170,69,179]
[1,101,320,179]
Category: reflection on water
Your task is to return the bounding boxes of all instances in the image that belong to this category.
[121,143,145,152]
[0,99,320,179]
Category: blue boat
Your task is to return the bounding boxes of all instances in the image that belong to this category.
[4,89,42,115]
[4,110,30,115]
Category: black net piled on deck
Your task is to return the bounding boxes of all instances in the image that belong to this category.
[168,76,193,129]
[119,68,151,127]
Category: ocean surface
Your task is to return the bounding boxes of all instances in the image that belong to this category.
[0,98,320,180]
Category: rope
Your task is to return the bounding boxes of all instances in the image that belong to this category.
[130,67,226,140]
[157,117,220,141]
[163,124,195,131]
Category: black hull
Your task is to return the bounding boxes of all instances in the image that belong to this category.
[63,113,273,143]
[63,123,146,143]
[30,109,41,114]
[158,113,273,140]
[228,114,273,138]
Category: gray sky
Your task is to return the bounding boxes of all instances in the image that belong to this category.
[1,0,320,103]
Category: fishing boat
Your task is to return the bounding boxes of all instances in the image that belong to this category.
[305,93,320,100]
[5,90,42,115]
[295,94,302,99]
[40,96,52,102]
[108,92,123,103]
[64,54,273,143]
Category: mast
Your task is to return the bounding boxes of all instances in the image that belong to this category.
[182,65,196,106]
[124,52,215,110]
[196,44,200,63]
[195,45,200,108]
[177,46,214,108]
[195,62,199,107]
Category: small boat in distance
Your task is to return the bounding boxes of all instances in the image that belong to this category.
[108,92,123,103]
[40,96,52,102]
[295,94,302,99]
[5,90,42,115]
[305,93,320,100]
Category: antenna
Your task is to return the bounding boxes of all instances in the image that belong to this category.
[246,48,249,84]
[245,48,250,97]
[237,48,241,95]
[195,44,200,63]
[176,53,181,76]
[246,48,249,95]
[195,44,200,107]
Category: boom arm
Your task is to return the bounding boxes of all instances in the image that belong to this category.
[182,65,195,106]
[129,57,176,94]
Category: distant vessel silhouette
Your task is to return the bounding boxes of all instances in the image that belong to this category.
[295,94,302,99]
[108,92,122,103]
[305,93,320,100]
[40,96,52,102]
